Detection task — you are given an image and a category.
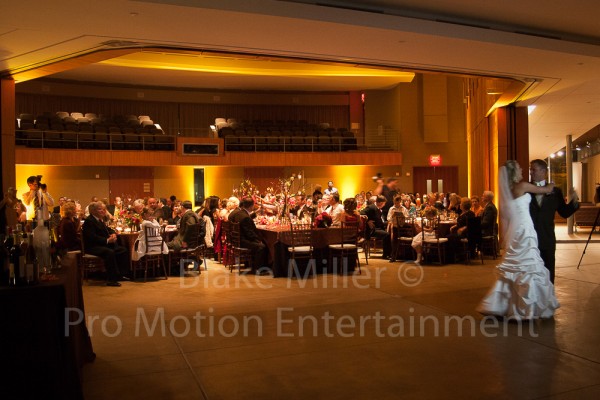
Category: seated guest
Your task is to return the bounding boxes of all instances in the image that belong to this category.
[169,200,182,225]
[317,194,331,214]
[84,196,98,217]
[361,195,391,259]
[82,201,130,287]
[411,208,438,264]
[447,198,476,262]
[297,197,316,220]
[228,196,269,274]
[132,208,168,261]
[55,201,81,253]
[132,199,145,214]
[289,194,306,217]
[201,196,220,227]
[53,196,66,215]
[159,198,171,223]
[167,200,204,251]
[107,197,124,220]
[146,197,163,221]
[470,196,483,217]
[400,195,417,217]
[355,194,366,212]
[447,193,462,215]
[326,193,344,226]
[386,194,404,223]
[340,197,363,229]
[220,196,240,220]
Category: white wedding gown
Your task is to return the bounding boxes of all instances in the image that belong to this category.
[477,194,559,319]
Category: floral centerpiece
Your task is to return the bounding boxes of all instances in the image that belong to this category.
[313,212,332,228]
[119,209,142,230]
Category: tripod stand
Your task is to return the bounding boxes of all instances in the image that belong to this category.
[577,207,600,269]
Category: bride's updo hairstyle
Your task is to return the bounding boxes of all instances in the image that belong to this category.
[504,160,521,187]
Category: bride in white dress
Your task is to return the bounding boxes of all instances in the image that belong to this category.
[477,160,560,320]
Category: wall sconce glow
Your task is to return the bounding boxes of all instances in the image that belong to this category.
[528,105,536,115]
[557,150,564,156]
[550,153,556,158]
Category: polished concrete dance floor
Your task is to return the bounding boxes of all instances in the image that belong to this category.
[81,225,600,399]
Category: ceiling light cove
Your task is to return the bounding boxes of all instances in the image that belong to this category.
[98,53,414,81]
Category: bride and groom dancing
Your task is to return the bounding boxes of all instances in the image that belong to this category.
[477,159,579,320]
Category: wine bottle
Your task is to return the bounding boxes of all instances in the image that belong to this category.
[1,231,10,286]
[9,233,24,286]
[24,233,39,285]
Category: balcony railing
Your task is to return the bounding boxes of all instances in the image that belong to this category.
[15,129,175,151]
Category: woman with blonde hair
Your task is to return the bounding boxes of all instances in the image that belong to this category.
[55,201,81,253]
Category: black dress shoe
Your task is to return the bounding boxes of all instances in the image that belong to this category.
[106,281,122,287]
[119,276,131,281]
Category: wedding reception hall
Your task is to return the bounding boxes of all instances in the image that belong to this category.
[2,1,600,399]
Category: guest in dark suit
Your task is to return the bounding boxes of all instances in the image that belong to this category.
[529,159,579,283]
[228,196,269,273]
[447,198,476,262]
[480,191,498,237]
[82,201,130,287]
[360,195,391,258]
[52,196,66,215]
[107,196,123,220]
[167,200,203,251]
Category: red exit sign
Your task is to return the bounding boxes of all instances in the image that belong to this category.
[429,154,442,166]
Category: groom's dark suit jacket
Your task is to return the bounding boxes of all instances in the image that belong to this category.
[529,187,578,251]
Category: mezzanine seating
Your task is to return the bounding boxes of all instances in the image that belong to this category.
[214,117,358,152]
[16,111,175,151]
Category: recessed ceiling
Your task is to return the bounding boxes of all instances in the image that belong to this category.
[48,50,415,91]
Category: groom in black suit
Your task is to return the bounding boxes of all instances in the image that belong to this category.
[529,159,579,283]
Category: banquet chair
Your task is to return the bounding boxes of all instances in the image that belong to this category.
[229,221,254,273]
[329,221,361,274]
[366,220,383,257]
[80,238,106,282]
[357,215,369,264]
[390,213,416,262]
[286,223,314,277]
[218,219,231,267]
[421,216,448,265]
[135,225,168,281]
[467,217,483,264]
[168,222,202,276]
[480,222,499,260]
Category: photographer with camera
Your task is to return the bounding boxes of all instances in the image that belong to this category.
[22,175,54,226]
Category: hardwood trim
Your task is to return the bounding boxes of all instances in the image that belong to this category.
[15,147,402,167]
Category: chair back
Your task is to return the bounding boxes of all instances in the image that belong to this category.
[466,216,482,246]
[340,221,359,246]
[396,214,415,237]
[229,221,242,248]
[421,215,441,240]
[183,222,201,250]
[391,211,405,228]
[290,223,313,248]
[144,224,165,254]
